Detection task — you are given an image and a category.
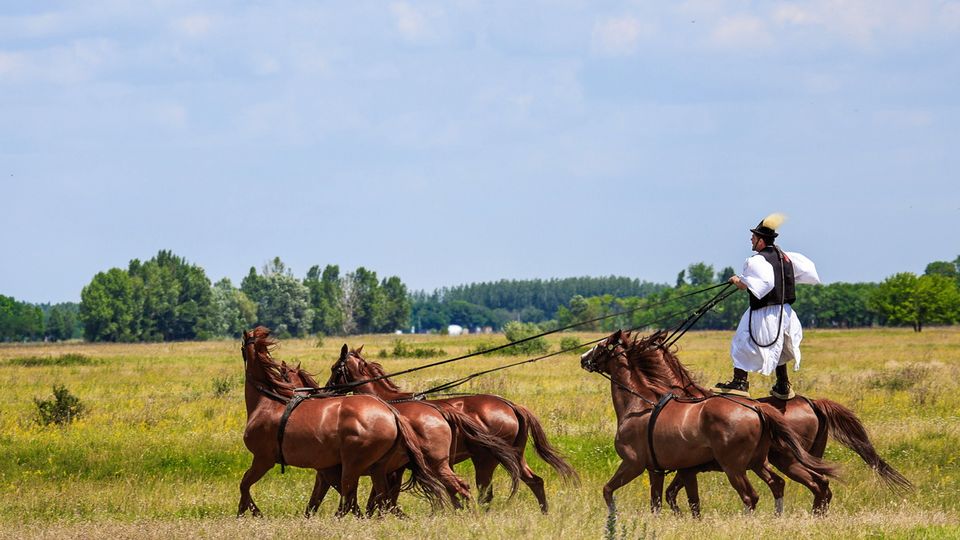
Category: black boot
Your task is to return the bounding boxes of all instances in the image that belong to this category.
[770,365,795,399]
[713,368,751,397]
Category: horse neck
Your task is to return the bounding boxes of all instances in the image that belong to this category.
[658,351,710,398]
[243,354,277,417]
[350,371,413,400]
[607,357,658,423]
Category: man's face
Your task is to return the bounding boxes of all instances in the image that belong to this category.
[750,233,764,252]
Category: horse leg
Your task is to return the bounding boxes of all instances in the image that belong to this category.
[519,458,548,514]
[337,464,363,518]
[769,452,831,516]
[237,455,274,517]
[665,473,684,515]
[752,463,786,516]
[723,470,760,513]
[603,460,644,516]
[649,470,666,514]
[305,468,340,517]
[682,471,702,518]
[471,454,498,507]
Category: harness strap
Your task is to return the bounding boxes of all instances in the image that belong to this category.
[648,393,674,473]
[276,394,308,474]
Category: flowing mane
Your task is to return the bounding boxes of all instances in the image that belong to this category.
[351,350,406,393]
[248,326,297,398]
[623,330,711,397]
[621,330,684,396]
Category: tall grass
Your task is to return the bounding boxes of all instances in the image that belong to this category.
[0,328,958,538]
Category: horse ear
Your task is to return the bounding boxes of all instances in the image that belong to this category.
[340,344,348,360]
[356,344,364,355]
[612,329,623,343]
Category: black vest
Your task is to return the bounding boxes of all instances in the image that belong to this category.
[749,246,796,309]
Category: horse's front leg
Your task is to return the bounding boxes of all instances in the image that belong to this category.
[649,470,665,514]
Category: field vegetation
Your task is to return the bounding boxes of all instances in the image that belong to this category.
[0,328,958,538]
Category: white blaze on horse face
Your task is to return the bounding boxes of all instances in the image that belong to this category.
[580,346,596,364]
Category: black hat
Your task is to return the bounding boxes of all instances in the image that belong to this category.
[750,213,785,239]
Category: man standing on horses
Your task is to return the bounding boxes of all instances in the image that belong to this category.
[713,213,821,399]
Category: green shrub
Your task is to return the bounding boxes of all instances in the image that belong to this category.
[502,321,550,356]
[468,340,500,355]
[868,363,929,391]
[559,336,589,354]
[212,376,235,397]
[34,385,86,426]
[378,338,446,359]
[313,332,325,349]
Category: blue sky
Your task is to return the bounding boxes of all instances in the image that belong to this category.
[3,1,959,304]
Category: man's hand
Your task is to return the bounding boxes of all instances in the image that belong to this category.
[729,275,748,290]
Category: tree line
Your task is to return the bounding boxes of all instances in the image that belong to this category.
[2,252,957,342]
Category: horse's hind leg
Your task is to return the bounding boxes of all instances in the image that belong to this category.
[671,470,701,518]
[752,463,786,516]
[519,459,548,514]
[723,470,760,513]
[306,467,342,517]
[237,455,274,517]
[472,454,497,506]
[769,453,831,515]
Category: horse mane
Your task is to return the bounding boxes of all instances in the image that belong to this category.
[249,326,296,398]
[351,350,405,393]
[625,330,710,396]
[622,330,681,396]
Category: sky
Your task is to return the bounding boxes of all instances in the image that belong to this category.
[3,1,959,304]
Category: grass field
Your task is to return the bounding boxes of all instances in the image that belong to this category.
[1,328,958,539]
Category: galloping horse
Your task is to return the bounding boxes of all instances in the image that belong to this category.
[580,329,838,516]
[278,350,523,516]
[628,330,912,514]
[238,327,447,517]
[325,345,578,513]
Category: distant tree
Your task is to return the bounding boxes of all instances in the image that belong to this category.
[80,268,141,342]
[305,264,346,335]
[379,276,411,332]
[0,295,44,341]
[200,278,257,338]
[870,272,960,332]
[128,250,212,341]
[924,260,957,279]
[248,260,314,338]
[718,266,737,282]
[46,303,81,341]
[686,262,716,286]
[344,267,384,334]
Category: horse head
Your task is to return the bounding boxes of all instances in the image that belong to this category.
[580,329,631,374]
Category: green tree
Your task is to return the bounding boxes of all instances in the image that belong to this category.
[870,272,960,332]
[80,268,141,342]
[200,278,257,338]
[248,260,314,338]
[128,251,212,341]
[379,276,412,332]
[0,295,44,341]
[305,264,346,335]
[46,303,81,341]
[344,267,384,334]
[686,262,716,286]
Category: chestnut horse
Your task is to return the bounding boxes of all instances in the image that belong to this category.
[628,331,913,515]
[238,327,447,517]
[580,329,838,517]
[324,345,578,513]
[278,350,523,516]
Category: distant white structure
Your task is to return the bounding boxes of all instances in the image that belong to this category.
[447,324,464,336]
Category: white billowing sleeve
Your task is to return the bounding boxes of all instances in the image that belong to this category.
[739,255,774,298]
[786,252,821,285]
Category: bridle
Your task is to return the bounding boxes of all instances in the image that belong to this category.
[582,336,658,407]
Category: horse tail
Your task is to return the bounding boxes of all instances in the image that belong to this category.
[392,412,449,510]
[507,401,579,483]
[811,398,912,493]
[437,405,523,497]
[762,407,840,480]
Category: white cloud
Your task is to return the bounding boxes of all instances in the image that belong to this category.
[173,14,214,38]
[591,16,654,56]
[391,2,428,41]
[711,15,774,49]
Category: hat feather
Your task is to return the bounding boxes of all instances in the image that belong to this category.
[761,212,786,231]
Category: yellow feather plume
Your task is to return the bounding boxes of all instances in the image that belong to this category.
[761,212,786,231]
